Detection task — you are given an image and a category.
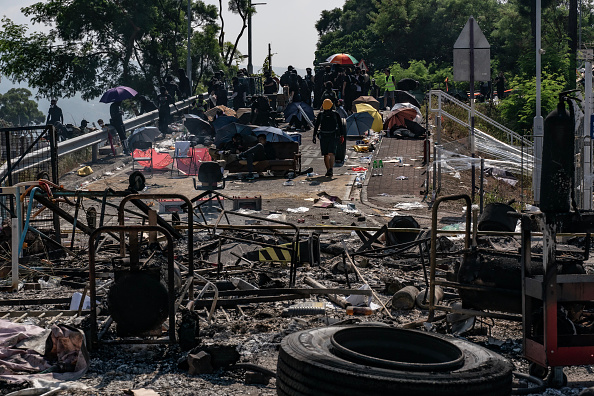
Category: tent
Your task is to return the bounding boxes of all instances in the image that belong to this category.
[352,96,380,112]
[354,103,383,132]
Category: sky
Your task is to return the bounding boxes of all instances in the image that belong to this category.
[0,0,346,124]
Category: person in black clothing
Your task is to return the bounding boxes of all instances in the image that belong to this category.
[288,70,301,103]
[215,82,228,106]
[279,66,294,90]
[110,101,128,153]
[495,72,506,100]
[46,98,64,126]
[313,67,325,108]
[313,99,345,177]
[369,79,380,100]
[177,68,191,99]
[231,76,247,110]
[263,72,277,94]
[138,96,157,115]
[237,133,275,179]
[165,75,181,101]
[157,86,177,136]
[320,81,337,108]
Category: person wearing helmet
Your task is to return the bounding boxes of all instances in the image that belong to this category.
[313,99,345,177]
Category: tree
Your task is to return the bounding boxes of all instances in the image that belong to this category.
[0,0,220,101]
[0,88,45,126]
[217,0,254,68]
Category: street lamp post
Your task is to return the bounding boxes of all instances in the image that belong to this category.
[533,0,543,204]
[247,1,266,75]
[187,0,192,93]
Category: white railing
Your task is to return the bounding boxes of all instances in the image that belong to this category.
[429,90,532,149]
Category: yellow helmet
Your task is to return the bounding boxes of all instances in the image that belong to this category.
[322,99,333,110]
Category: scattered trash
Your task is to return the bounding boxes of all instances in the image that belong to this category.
[69,292,92,310]
[38,276,61,289]
[393,202,424,210]
[395,176,408,180]
[283,180,295,186]
[287,207,309,213]
[351,167,368,172]
[77,166,93,176]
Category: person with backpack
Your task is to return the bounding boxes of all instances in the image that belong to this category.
[383,68,396,109]
[320,81,337,108]
[312,99,345,177]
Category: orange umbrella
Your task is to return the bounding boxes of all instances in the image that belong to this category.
[383,108,419,132]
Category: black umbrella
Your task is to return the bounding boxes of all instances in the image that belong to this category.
[284,101,314,125]
[214,123,256,146]
[185,114,214,136]
[394,90,420,109]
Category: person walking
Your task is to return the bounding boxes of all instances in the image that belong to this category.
[177,68,191,99]
[157,86,177,136]
[46,98,64,126]
[383,68,396,109]
[110,100,128,154]
[313,99,345,177]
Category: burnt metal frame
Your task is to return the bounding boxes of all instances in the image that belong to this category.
[88,225,175,349]
[428,194,522,322]
[118,194,194,298]
[212,209,300,287]
[521,212,594,380]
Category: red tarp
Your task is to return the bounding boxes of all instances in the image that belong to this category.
[132,149,173,169]
[175,147,212,176]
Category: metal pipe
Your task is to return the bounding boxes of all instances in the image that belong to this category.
[429,194,471,321]
[118,193,194,297]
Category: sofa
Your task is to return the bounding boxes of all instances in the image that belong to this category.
[225,141,301,174]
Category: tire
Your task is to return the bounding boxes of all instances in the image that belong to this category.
[277,326,513,396]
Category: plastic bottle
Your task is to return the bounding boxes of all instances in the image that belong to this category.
[346,305,373,315]
[372,160,377,176]
[378,159,384,176]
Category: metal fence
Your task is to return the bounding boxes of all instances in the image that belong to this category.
[0,125,58,231]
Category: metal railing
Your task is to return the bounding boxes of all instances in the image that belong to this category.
[429,90,532,148]
[0,97,196,184]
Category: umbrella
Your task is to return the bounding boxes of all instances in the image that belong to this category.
[212,115,239,131]
[393,90,421,108]
[284,102,315,125]
[345,112,375,137]
[100,86,138,103]
[384,108,419,132]
[253,126,294,143]
[127,126,161,151]
[352,96,380,112]
[354,103,383,132]
[204,105,236,121]
[326,53,358,65]
[214,122,256,146]
[397,78,419,91]
[185,114,214,136]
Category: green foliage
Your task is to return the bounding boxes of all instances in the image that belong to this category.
[0,88,45,126]
[0,1,221,101]
[498,70,566,133]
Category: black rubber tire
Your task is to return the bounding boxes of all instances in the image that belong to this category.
[528,362,549,379]
[277,326,513,396]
